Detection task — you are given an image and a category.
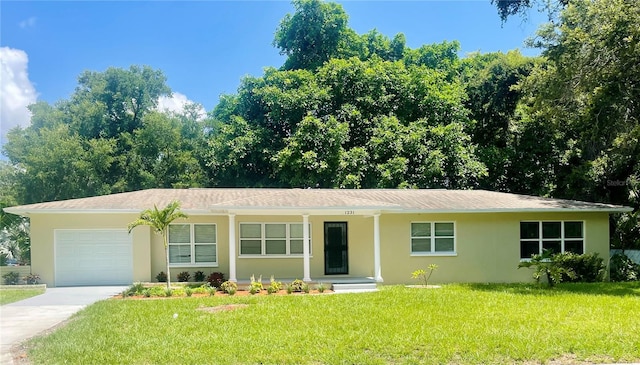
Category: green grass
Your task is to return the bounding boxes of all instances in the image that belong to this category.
[26,283,640,364]
[0,288,45,305]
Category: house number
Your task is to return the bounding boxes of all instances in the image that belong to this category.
[344,210,355,215]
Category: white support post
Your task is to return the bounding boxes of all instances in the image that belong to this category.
[228,213,237,282]
[373,213,383,282]
[302,214,311,282]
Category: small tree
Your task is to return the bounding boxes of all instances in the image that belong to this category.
[411,264,439,287]
[128,201,187,289]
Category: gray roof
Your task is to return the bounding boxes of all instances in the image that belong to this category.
[4,188,631,216]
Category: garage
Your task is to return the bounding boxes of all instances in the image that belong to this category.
[55,229,133,286]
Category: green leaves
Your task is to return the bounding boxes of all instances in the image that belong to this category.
[274,0,350,70]
[128,201,188,289]
[274,115,348,187]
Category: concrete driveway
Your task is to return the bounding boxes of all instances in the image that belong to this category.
[0,286,126,365]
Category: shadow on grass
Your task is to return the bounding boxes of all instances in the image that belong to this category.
[461,282,640,297]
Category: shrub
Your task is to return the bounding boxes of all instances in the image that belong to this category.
[248,274,263,294]
[192,286,208,295]
[267,276,283,294]
[287,279,306,293]
[23,273,40,285]
[520,251,607,286]
[142,289,151,298]
[316,282,327,293]
[220,280,238,295]
[177,271,191,282]
[156,271,168,283]
[207,272,225,288]
[610,253,640,282]
[554,252,606,282]
[149,286,167,297]
[2,272,20,285]
[165,288,173,297]
[194,270,206,282]
[126,282,146,296]
[207,286,216,296]
[518,250,576,287]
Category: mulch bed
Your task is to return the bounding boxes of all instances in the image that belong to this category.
[114,289,333,300]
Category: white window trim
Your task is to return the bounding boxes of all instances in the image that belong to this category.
[168,223,218,267]
[519,220,586,261]
[238,222,312,258]
[410,221,457,256]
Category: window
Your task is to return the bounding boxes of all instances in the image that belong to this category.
[240,223,311,256]
[519,221,584,259]
[411,222,455,254]
[168,224,217,266]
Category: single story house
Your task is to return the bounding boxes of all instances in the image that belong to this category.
[3,188,631,287]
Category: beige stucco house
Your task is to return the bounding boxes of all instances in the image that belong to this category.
[3,188,631,287]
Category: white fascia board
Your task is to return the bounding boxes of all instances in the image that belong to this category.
[391,207,633,214]
[2,208,142,217]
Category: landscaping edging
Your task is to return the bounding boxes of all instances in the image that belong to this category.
[0,284,47,290]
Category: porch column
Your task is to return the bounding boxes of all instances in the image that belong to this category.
[228,213,237,282]
[302,214,311,282]
[373,213,383,282]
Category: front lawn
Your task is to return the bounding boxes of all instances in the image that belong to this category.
[26,283,640,364]
[0,288,45,306]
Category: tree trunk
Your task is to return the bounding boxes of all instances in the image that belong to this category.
[164,232,171,290]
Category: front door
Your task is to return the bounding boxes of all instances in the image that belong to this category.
[324,222,348,275]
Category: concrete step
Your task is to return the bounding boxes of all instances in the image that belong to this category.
[331,282,378,293]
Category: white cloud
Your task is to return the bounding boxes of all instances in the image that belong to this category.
[0,47,37,145]
[19,17,37,29]
[156,92,206,120]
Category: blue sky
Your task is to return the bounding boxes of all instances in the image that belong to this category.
[1,0,547,140]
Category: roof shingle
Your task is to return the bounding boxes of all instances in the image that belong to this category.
[4,188,631,215]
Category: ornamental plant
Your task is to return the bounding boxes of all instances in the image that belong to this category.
[156,271,168,283]
[411,264,438,287]
[316,282,327,293]
[207,272,225,288]
[287,279,307,293]
[2,272,20,285]
[267,276,283,294]
[194,270,206,282]
[220,280,238,295]
[128,200,188,290]
[177,271,191,282]
[248,274,263,294]
[518,249,576,287]
[24,273,40,285]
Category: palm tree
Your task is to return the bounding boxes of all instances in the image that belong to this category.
[128,200,188,289]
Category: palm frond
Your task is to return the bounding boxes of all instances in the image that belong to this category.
[128,201,187,234]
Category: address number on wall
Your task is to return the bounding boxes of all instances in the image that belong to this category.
[344,210,355,215]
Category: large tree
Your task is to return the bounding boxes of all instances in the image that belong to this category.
[3,66,211,203]
[521,0,639,204]
[210,52,486,189]
[274,0,351,70]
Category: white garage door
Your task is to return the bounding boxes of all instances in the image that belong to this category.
[55,229,133,286]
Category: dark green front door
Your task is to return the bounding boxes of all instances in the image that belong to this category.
[324,222,348,275]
